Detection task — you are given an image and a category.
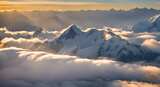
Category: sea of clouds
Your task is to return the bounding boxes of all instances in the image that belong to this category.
[0,27,160,87]
[0,47,160,87]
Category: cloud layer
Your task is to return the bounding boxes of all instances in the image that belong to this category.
[0,47,160,87]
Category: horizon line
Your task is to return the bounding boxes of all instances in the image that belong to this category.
[1,1,160,4]
[0,1,160,11]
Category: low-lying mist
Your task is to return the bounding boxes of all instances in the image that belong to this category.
[0,47,159,87]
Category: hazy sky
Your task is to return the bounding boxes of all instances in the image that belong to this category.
[1,0,160,3]
[0,0,160,10]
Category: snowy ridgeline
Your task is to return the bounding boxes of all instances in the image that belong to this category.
[47,15,160,61]
[47,14,160,61]
[133,14,160,32]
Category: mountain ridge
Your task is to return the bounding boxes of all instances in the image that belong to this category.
[48,24,160,62]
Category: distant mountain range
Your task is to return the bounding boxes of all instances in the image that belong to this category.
[0,8,160,31]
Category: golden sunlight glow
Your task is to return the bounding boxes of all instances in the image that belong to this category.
[142,66,160,80]
[0,1,160,11]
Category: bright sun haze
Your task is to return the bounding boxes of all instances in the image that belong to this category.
[0,0,160,11]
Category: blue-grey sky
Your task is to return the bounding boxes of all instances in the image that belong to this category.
[61,0,159,3]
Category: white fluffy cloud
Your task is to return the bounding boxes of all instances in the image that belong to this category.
[0,38,49,51]
[142,39,160,53]
[0,47,160,87]
[117,81,160,87]
[0,27,58,40]
[0,27,33,39]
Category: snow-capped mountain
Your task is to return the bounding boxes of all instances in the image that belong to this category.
[133,14,160,32]
[49,24,160,62]
[51,24,105,58]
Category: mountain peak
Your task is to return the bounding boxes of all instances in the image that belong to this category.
[59,24,82,40]
[133,14,160,32]
[68,24,79,30]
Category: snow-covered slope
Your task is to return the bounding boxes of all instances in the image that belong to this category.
[53,24,105,58]
[49,25,160,61]
[133,14,160,32]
